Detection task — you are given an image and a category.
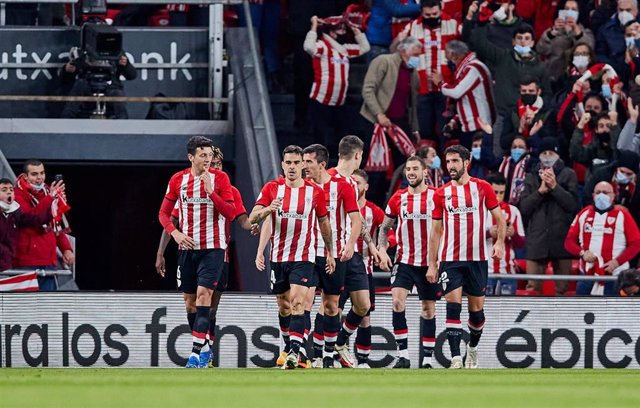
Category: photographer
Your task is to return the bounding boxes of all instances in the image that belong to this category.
[618,268,640,296]
[60,24,137,119]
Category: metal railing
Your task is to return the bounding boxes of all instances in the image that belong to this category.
[372,271,618,282]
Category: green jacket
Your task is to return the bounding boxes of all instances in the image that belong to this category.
[570,126,620,179]
[469,25,551,116]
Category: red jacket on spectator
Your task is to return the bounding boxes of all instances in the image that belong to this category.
[13,181,72,268]
[0,198,52,272]
[515,0,559,41]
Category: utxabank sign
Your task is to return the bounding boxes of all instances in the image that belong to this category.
[0,28,209,118]
[1,293,639,368]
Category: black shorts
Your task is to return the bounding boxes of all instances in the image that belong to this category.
[339,274,376,313]
[391,263,442,301]
[439,261,488,297]
[345,253,369,293]
[217,262,229,293]
[315,256,346,296]
[270,261,315,295]
[177,249,225,294]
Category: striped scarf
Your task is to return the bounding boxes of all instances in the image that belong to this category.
[499,155,529,205]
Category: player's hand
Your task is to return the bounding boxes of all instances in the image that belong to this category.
[603,259,620,274]
[250,223,260,236]
[491,242,504,261]
[368,243,382,266]
[326,255,336,274]
[201,171,214,195]
[378,251,393,272]
[268,197,283,213]
[581,250,597,263]
[340,243,355,262]
[65,62,76,73]
[171,230,196,250]
[155,254,166,277]
[62,249,75,266]
[255,252,265,271]
[506,225,515,238]
[426,266,439,284]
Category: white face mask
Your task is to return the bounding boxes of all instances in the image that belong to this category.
[0,200,20,213]
[565,10,579,21]
[619,10,635,26]
[572,55,590,70]
[492,7,508,22]
[29,182,46,191]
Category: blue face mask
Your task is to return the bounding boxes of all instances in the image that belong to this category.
[471,147,481,160]
[511,148,526,162]
[594,193,612,211]
[430,156,441,170]
[601,83,612,98]
[615,169,632,185]
[407,56,420,70]
[514,44,532,56]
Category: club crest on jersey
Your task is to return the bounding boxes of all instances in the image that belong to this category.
[607,217,616,225]
[277,208,308,220]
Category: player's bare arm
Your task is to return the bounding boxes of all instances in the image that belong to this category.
[159,197,196,250]
[341,211,362,262]
[155,215,178,277]
[318,215,336,273]
[377,215,396,271]
[237,213,260,236]
[490,206,506,261]
[427,219,443,283]
[249,197,282,225]
[255,215,272,271]
[360,215,382,265]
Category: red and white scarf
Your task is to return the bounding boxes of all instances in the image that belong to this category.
[365,123,416,178]
[585,255,606,296]
[499,154,529,205]
[517,96,543,138]
[16,174,71,234]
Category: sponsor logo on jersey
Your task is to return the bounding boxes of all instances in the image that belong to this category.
[446,205,478,214]
[182,195,211,204]
[401,210,431,219]
[277,208,308,220]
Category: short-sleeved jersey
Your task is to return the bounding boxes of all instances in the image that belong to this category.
[386,187,436,267]
[433,177,499,262]
[164,168,234,250]
[485,201,524,274]
[256,178,327,263]
[327,167,361,250]
[357,200,385,274]
[314,176,359,258]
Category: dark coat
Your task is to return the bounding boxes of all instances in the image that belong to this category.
[519,159,579,260]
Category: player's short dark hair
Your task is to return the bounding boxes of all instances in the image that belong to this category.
[352,168,369,182]
[23,159,43,174]
[282,145,303,159]
[212,146,223,160]
[444,145,471,161]
[487,173,507,186]
[338,135,364,159]
[420,0,441,8]
[302,144,329,166]
[0,178,13,186]
[187,136,214,156]
[519,76,540,88]
[513,23,535,40]
[405,155,427,169]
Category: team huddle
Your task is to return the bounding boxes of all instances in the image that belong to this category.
[158,135,505,369]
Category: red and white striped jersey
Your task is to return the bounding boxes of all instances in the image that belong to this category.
[400,15,460,94]
[567,205,640,275]
[164,168,234,250]
[327,167,361,249]
[315,177,359,258]
[357,200,385,274]
[307,33,368,106]
[440,52,495,133]
[433,178,500,262]
[256,178,327,263]
[386,187,436,267]
[485,201,525,274]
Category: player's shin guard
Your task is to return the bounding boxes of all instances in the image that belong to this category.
[279,313,291,353]
[313,312,324,359]
[445,303,463,357]
[191,306,210,357]
[301,310,311,357]
[323,314,340,357]
[421,317,436,366]
[208,316,216,348]
[468,310,485,348]
[337,310,364,346]
[289,314,305,355]
[355,326,372,365]
[392,311,409,358]
[187,312,196,331]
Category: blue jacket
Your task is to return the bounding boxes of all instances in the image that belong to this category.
[596,14,636,83]
[365,0,420,47]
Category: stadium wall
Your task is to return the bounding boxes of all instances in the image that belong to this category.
[1,293,638,369]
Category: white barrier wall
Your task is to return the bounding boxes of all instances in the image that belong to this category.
[1,293,639,368]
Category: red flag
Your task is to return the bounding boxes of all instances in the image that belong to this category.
[0,272,39,292]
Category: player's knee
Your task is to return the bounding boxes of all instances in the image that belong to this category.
[392,298,405,312]
[421,304,436,319]
[323,299,339,316]
[353,301,370,317]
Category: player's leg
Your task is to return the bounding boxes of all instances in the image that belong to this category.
[355,274,375,368]
[183,293,197,330]
[463,262,488,369]
[311,259,325,367]
[178,251,197,331]
[271,262,292,367]
[391,286,410,368]
[318,260,346,368]
[416,265,441,369]
[298,285,315,368]
[285,283,310,369]
[202,262,228,368]
[440,262,465,369]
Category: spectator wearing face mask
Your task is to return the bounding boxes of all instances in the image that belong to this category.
[617,97,640,156]
[623,20,640,77]
[469,132,501,180]
[536,1,594,89]
[519,137,579,295]
[498,135,532,206]
[462,1,523,51]
[596,0,639,84]
[564,181,640,296]
[418,145,445,187]
[584,150,640,226]
[571,110,620,179]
